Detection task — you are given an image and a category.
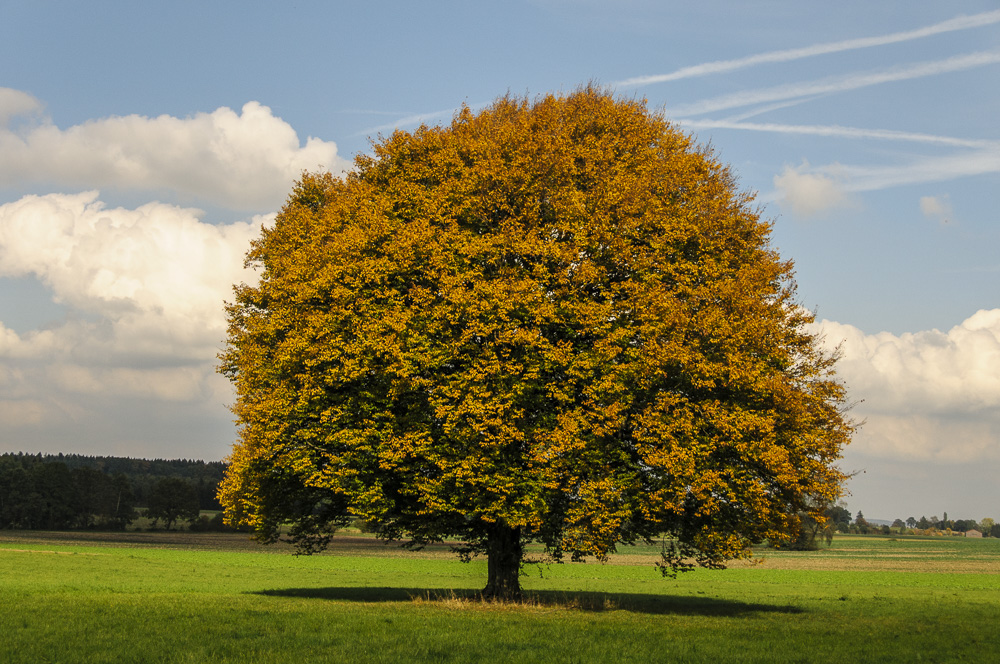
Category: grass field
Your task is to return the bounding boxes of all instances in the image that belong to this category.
[2,531,998,663]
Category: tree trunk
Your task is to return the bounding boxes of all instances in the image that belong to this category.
[482,524,522,601]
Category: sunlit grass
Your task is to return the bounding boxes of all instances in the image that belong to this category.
[2,532,999,663]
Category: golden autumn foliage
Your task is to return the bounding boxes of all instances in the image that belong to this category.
[218,87,853,599]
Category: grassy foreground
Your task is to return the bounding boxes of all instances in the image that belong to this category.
[2,531,999,663]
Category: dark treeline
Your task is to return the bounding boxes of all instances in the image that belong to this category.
[826,506,1000,538]
[0,453,227,531]
[772,504,1000,551]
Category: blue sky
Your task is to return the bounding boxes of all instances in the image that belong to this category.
[1,1,998,521]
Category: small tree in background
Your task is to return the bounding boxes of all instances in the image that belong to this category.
[147,478,199,530]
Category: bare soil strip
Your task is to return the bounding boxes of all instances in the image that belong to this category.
[2,530,998,574]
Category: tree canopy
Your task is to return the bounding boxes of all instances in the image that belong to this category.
[218,87,853,599]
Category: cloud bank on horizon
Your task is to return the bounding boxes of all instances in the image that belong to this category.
[0,7,996,502]
[815,311,1000,465]
[0,190,261,456]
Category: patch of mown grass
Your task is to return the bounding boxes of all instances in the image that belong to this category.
[2,533,999,663]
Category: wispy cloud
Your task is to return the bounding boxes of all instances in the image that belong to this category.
[722,97,825,122]
[666,51,1000,117]
[615,9,1000,87]
[677,119,1000,149]
[358,103,489,137]
[336,109,417,116]
[360,109,457,134]
[762,146,1000,203]
[833,148,1000,192]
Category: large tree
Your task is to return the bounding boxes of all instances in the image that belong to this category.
[219,87,852,600]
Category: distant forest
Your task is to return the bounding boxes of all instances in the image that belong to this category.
[3,452,997,540]
[0,452,227,531]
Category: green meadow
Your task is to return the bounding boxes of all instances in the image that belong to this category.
[2,531,998,663]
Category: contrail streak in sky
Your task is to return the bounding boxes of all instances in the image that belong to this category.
[615,9,1000,87]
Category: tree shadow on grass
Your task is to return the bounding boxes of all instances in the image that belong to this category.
[254,586,803,616]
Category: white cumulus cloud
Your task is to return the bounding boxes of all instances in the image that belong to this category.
[815,310,1000,463]
[0,87,43,125]
[0,97,350,211]
[919,195,954,224]
[0,191,261,359]
[773,161,851,218]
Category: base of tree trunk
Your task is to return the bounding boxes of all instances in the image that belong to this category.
[482,524,522,601]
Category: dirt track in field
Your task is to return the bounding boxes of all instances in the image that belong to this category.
[0,529,460,557]
[2,530,998,574]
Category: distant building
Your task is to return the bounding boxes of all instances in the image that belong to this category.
[965,529,983,538]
